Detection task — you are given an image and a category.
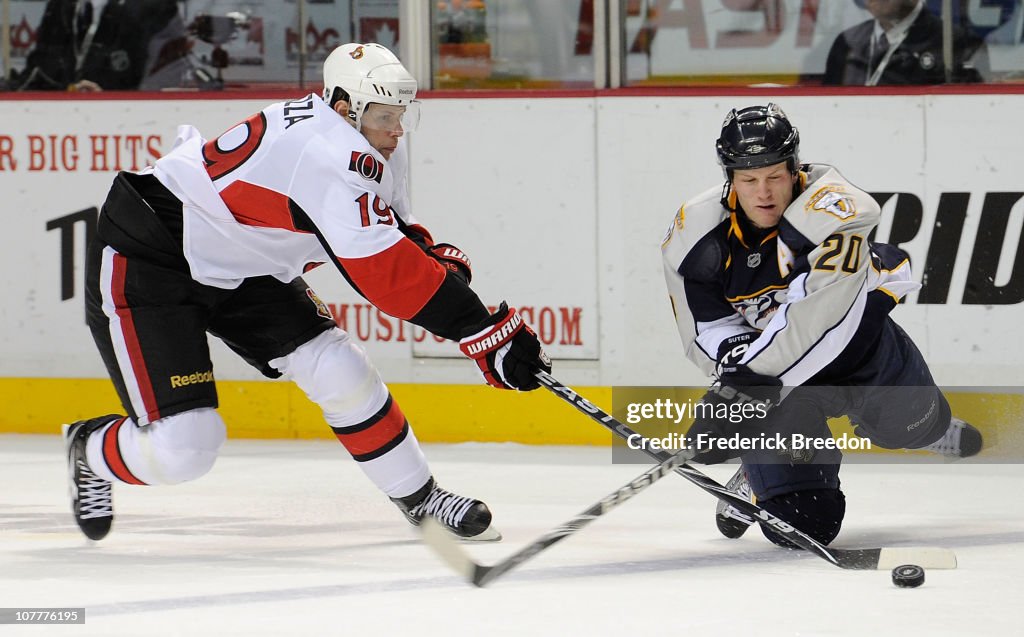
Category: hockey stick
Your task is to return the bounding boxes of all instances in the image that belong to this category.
[421,448,691,587]
[535,370,957,571]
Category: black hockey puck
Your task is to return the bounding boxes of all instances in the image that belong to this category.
[892,564,925,588]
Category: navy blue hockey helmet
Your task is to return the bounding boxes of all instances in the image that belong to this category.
[716,103,800,178]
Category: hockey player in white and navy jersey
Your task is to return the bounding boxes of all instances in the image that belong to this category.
[661,104,981,548]
[63,42,551,543]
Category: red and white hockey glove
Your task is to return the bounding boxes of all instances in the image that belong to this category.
[459,302,552,391]
[429,243,473,284]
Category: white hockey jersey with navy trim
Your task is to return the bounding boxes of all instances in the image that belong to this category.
[661,164,920,386]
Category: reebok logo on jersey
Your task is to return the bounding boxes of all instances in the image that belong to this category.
[170,370,215,388]
[349,151,384,183]
[806,185,857,220]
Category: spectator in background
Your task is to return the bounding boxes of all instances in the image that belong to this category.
[13,0,193,91]
[823,0,987,85]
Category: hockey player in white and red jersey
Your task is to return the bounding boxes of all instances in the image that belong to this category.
[63,42,551,543]
[661,104,981,548]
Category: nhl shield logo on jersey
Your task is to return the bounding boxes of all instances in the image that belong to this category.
[305,289,335,321]
[806,185,857,220]
[349,151,384,183]
[747,253,762,268]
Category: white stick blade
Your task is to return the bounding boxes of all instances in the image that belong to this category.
[876,547,958,570]
[420,518,480,581]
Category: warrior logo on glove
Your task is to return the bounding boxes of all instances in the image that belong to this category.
[462,311,521,356]
[428,243,472,284]
[459,302,552,391]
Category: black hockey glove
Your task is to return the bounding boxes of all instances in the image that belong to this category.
[716,332,758,378]
[687,365,782,464]
[429,243,472,284]
[400,222,434,250]
[459,302,552,391]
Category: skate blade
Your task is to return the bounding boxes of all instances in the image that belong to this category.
[460,525,502,543]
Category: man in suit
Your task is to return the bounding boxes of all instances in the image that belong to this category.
[14,0,192,91]
[823,0,987,85]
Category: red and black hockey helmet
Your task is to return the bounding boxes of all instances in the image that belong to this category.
[716,103,800,178]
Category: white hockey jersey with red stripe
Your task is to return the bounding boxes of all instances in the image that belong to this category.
[150,93,448,324]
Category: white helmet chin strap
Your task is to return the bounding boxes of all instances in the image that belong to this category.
[343,100,362,130]
[325,88,362,129]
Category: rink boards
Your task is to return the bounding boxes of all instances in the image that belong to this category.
[1,89,1022,444]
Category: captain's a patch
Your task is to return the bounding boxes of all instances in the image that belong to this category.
[806,185,857,220]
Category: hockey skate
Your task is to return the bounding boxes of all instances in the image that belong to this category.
[63,415,119,541]
[393,477,501,542]
[923,417,982,458]
[716,466,756,539]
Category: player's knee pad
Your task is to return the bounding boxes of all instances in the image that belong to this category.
[272,327,388,425]
[271,328,425,491]
[745,462,840,500]
[140,408,226,485]
[758,487,846,549]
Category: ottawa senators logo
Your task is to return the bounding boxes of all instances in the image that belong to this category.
[305,289,334,321]
[348,151,384,183]
[349,45,365,60]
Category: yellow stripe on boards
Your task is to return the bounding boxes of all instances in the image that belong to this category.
[1,379,1019,455]
[0,378,611,445]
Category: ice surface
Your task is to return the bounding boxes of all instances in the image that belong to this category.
[1,435,1021,636]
